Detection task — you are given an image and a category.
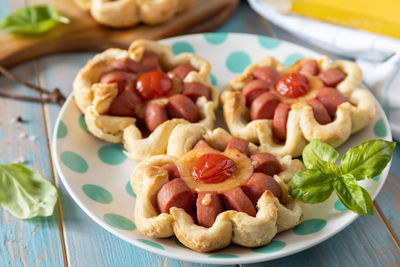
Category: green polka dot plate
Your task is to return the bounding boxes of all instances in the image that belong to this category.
[52,33,392,264]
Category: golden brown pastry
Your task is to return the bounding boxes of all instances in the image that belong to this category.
[220,56,376,157]
[73,39,218,160]
[131,126,304,252]
[73,0,195,28]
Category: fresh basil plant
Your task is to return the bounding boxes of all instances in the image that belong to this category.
[0,164,58,219]
[289,139,395,215]
[0,5,69,35]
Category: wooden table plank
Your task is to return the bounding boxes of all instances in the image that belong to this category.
[375,158,400,245]
[0,2,66,267]
[242,209,400,267]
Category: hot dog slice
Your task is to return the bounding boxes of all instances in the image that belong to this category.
[221,186,256,217]
[251,66,281,85]
[250,92,280,121]
[169,63,198,81]
[108,89,142,117]
[166,94,200,122]
[162,163,180,180]
[243,172,282,204]
[242,79,271,106]
[300,60,318,76]
[196,191,224,228]
[318,68,346,87]
[182,82,211,102]
[156,178,196,214]
[225,137,249,156]
[193,140,211,149]
[273,103,291,141]
[250,153,282,176]
[316,87,347,116]
[144,101,168,132]
[100,71,137,94]
[306,99,332,125]
[139,52,161,72]
[111,52,160,73]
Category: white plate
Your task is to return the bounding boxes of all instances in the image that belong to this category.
[52,33,392,265]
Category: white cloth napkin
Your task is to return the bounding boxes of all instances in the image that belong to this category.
[248,0,400,140]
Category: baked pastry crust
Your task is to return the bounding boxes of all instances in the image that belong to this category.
[220,56,376,157]
[74,0,195,28]
[73,39,218,160]
[131,126,304,252]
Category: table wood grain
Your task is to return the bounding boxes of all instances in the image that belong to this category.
[0,1,399,266]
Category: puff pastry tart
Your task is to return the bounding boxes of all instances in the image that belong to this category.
[131,124,304,252]
[73,0,195,28]
[220,56,376,157]
[73,39,218,160]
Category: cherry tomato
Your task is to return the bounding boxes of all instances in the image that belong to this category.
[275,72,309,98]
[136,70,172,101]
[191,153,236,184]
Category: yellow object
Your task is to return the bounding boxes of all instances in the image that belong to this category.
[291,0,400,39]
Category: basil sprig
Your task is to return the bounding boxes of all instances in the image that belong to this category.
[0,164,58,219]
[289,139,395,215]
[0,5,69,35]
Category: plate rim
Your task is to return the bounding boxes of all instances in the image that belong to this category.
[51,32,393,265]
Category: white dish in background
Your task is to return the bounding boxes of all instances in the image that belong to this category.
[52,33,392,265]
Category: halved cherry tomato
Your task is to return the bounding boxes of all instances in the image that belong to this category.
[191,153,236,184]
[136,70,172,100]
[275,72,309,98]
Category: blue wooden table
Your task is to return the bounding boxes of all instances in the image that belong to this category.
[1,1,399,266]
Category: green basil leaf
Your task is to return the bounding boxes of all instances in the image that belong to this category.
[0,164,58,219]
[314,160,340,176]
[302,139,339,169]
[340,139,396,180]
[0,5,69,34]
[289,169,335,203]
[333,173,374,215]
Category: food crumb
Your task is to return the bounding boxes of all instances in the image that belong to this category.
[18,132,28,139]
[13,156,26,164]
[29,135,37,141]
[11,116,24,123]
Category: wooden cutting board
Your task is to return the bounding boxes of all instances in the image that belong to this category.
[0,0,238,68]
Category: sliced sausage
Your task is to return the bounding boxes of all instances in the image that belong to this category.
[111,52,160,74]
[225,137,249,156]
[221,186,256,217]
[273,103,291,141]
[318,68,346,87]
[139,52,161,72]
[169,63,198,81]
[166,94,200,123]
[193,140,211,149]
[162,163,180,180]
[182,82,211,102]
[108,89,142,117]
[316,87,347,116]
[250,92,280,120]
[243,172,282,204]
[242,79,271,106]
[196,191,224,228]
[144,101,168,132]
[156,178,196,214]
[99,71,137,93]
[250,153,282,176]
[251,66,281,85]
[300,60,319,76]
[307,99,332,125]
